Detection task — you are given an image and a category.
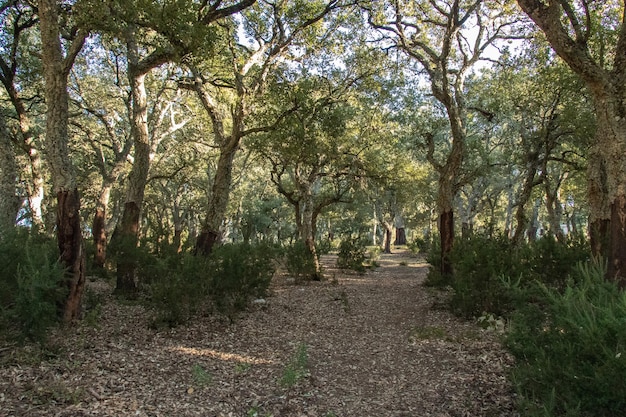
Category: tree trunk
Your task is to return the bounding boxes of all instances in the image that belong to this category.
[3,74,46,230]
[439,209,454,277]
[114,201,141,295]
[56,189,85,322]
[115,60,151,294]
[383,223,393,254]
[92,185,111,268]
[394,214,406,245]
[0,115,20,233]
[516,0,626,285]
[39,0,86,321]
[299,194,322,280]
[436,171,458,278]
[587,146,610,259]
[594,95,626,287]
[196,143,238,255]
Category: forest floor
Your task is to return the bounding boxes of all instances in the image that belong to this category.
[0,248,518,417]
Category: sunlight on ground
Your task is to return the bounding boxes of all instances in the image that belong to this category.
[169,346,276,365]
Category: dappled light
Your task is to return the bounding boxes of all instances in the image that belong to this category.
[168,346,276,365]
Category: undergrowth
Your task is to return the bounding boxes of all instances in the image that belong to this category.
[0,230,66,343]
[424,232,625,416]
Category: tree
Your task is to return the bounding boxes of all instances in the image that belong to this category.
[88,0,255,295]
[183,0,348,256]
[70,44,134,268]
[0,110,19,233]
[515,0,626,284]
[0,0,47,230]
[38,0,88,321]
[366,0,524,276]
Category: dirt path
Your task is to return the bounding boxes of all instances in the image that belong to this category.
[0,250,517,417]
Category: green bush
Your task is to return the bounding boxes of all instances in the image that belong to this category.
[147,243,277,327]
[506,259,626,416]
[448,234,519,317]
[284,241,318,281]
[336,237,367,273]
[208,243,275,315]
[429,234,591,318]
[408,235,433,255]
[0,230,66,343]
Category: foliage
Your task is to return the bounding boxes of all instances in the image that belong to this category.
[284,241,318,282]
[146,243,277,328]
[447,234,520,318]
[506,260,626,416]
[336,236,367,273]
[0,230,66,343]
[407,236,433,255]
[427,234,591,318]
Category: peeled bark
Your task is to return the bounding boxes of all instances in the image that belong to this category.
[39,0,87,321]
[114,47,153,294]
[56,189,85,322]
[439,210,454,277]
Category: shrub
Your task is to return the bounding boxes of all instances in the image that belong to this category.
[147,243,277,327]
[506,259,626,416]
[336,237,367,273]
[447,234,519,317]
[208,243,275,315]
[0,230,66,343]
[284,241,318,281]
[431,234,592,319]
[408,235,433,255]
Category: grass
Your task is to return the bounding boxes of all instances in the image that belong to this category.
[280,342,309,388]
[191,363,212,387]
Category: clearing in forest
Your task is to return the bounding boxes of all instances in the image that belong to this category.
[0,249,516,417]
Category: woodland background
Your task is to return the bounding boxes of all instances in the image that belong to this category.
[1,1,626,416]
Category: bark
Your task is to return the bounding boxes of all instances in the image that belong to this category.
[196,143,238,255]
[383,222,393,254]
[92,179,113,269]
[544,179,565,242]
[39,0,87,321]
[114,36,154,294]
[394,214,406,245]
[439,210,454,277]
[56,189,85,322]
[0,115,20,233]
[3,74,47,230]
[434,159,462,277]
[395,227,407,245]
[512,152,542,244]
[300,195,322,280]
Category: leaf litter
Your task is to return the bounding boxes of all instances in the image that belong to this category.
[0,249,517,416]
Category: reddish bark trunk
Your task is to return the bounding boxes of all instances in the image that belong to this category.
[56,188,85,322]
[92,207,107,268]
[195,229,219,256]
[394,227,407,245]
[440,210,454,277]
